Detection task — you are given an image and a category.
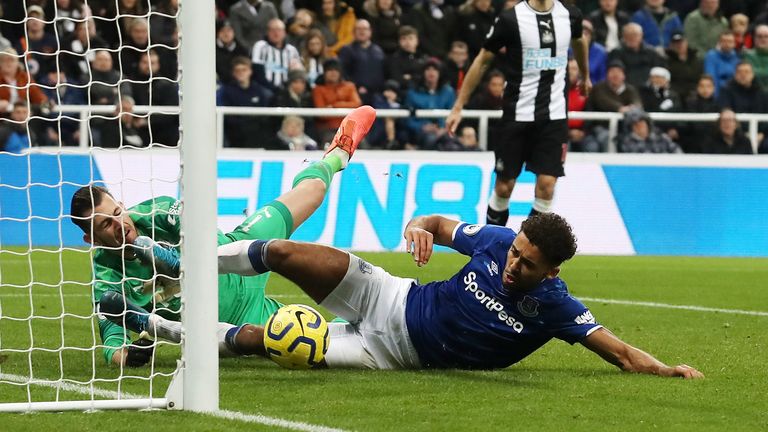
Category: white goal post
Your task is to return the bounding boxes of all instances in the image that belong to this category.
[0,0,217,412]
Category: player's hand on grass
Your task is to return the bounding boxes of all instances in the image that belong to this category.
[669,364,704,379]
[446,107,463,136]
[124,338,155,367]
[404,227,434,267]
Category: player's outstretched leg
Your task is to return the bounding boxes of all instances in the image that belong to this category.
[276,105,376,231]
[221,239,350,304]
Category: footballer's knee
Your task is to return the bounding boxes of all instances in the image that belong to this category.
[265,239,294,270]
[233,324,266,356]
[494,178,516,197]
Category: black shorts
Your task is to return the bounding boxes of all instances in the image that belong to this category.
[489,119,568,179]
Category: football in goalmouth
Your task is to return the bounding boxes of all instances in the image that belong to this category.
[263,304,329,370]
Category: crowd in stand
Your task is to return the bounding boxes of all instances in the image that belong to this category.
[0,0,767,154]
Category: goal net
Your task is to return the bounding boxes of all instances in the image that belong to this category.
[0,0,217,412]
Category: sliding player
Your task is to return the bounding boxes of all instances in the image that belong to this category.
[216,212,703,378]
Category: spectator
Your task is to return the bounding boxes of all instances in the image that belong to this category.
[583,61,642,152]
[361,0,402,56]
[216,20,250,84]
[121,17,178,79]
[581,19,608,84]
[0,103,35,152]
[300,29,330,86]
[316,0,357,57]
[455,125,481,151]
[369,78,406,149]
[456,0,495,59]
[630,0,682,50]
[402,0,457,59]
[466,68,504,131]
[403,59,456,150]
[88,49,133,147]
[39,70,86,146]
[588,0,631,52]
[111,96,145,148]
[49,0,86,43]
[704,31,740,94]
[59,20,110,82]
[0,48,48,113]
[14,5,58,81]
[251,18,301,91]
[312,58,362,143]
[275,69,317,139]
[683,0,728,58]
[566,59,587,150]
[730,14,752,53]
[682,74,718,152]
[701,108,753,154]
[665,31,703,102]
[218,56,274,148]
[338,19,386,105]
[94,0,150,49]
[743,24,768,90]
[131,50,180,146]
[386,26,428,91]
[149,0,179,48]
[640,66,682,140]
[718,62,768,115]
[608,23,666,88]
[228,0,279,50]
[619,108,682,153]
[442,41,470,93]
[270,115,319,150]
[286,8,315,48]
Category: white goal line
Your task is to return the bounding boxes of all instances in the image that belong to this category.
[580,297,768,317]
[0,373,348,432]
[2,293,766,316]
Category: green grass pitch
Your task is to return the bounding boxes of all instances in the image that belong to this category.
[0,249,766,431]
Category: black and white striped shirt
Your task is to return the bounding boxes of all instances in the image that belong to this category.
[483,0,582,122]
[251,40,300,89]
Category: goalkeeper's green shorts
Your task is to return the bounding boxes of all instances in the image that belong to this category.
[216,201,293,326]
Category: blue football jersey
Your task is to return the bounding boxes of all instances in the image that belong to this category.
[404,223,602,369]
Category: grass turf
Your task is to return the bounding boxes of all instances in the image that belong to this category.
[0,249,766,431]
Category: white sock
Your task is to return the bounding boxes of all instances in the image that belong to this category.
[147,315,241,357]
[532,198,553,213]
[325,147,350,169]
[217,322,239,357]
[217,240,258,275]
[488,191,510,211]
[147,314,182,343]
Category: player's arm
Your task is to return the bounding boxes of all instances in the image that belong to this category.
[403,215,460,267]
[446,49,496,135]
[570,36,592,96]
[581,327,703,379]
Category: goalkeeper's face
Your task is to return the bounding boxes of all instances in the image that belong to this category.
[85,195,138,248]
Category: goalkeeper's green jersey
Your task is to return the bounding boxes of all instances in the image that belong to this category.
[93,196,294,363]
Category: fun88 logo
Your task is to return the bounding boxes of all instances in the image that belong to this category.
[463,272,524,333]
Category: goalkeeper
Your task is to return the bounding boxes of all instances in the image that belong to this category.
[70,106,375,367]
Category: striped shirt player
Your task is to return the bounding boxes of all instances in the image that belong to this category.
[251,19,300,91]
[447,0,591,227]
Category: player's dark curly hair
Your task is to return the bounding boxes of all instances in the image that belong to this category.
[70,185,112,233]
[520,213,577,266]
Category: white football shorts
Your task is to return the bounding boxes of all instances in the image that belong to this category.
[320,252,422,369]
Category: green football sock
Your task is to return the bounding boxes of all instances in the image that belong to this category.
[292,160,336,189]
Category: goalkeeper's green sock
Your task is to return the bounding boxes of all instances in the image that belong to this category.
[291,157,342,189]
